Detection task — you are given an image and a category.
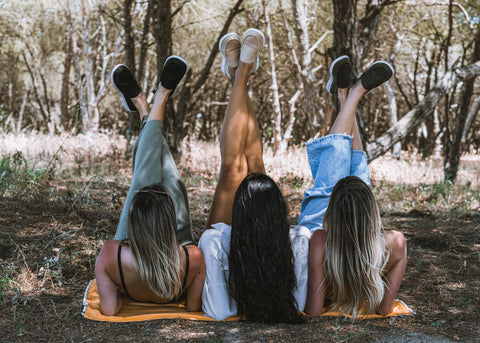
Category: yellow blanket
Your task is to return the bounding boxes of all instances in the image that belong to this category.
[82,279,414,322]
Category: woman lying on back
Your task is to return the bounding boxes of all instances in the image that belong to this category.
[95,57,205,316]
[300,56,407,317]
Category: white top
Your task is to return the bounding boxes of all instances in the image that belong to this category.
[198,222,311,320]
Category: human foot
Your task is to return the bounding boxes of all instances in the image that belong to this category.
[359,61,394,91]
[240,28,265,73]
[219,32,241,79]
[326,55,351,94]
[110,64,142,112]
[160,55,189,96]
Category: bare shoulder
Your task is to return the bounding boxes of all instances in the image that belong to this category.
[384,230,407,259]
[95,240,120,269]
[186,245,205,270]
[310,230,327,248]
[309,230,327,262]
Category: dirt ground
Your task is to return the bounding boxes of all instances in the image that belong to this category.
[0,143,479,342]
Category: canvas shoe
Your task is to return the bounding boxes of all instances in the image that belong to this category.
[326,55,351,94]
[240,28,265,73]
[359,61,394,91]
[110,64,142,112]
[219,32,241,79]
[160,55,189,95]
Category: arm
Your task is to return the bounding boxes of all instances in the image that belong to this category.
[184,247,206,312]
[95,244,123,316]
[377,230,407,315]
[304,230,327,316]
[198,228,237,320]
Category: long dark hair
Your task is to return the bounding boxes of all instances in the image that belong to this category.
[228,173,305,323]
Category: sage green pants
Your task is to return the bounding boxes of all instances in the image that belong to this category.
[115,118,194,243]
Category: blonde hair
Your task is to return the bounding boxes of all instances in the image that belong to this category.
[323,176,388,318]
[127,184,182,299]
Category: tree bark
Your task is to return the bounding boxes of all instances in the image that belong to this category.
[150,0,172,78]
[124,0,136,75]
[444,26,480,182]
[264,1,283,154]
[366,61,480,162]
[61,7,73,130]
[137,0,152,84]
[461,95,480,143]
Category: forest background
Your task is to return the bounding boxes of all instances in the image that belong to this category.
[0,0,479,342]
[1,0,479,180]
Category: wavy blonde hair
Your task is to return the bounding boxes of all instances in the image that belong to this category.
[127,184,182,299]
[323,176,388,318]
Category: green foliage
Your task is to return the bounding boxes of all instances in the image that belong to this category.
[0,265,20,303]
[0,151,59,197]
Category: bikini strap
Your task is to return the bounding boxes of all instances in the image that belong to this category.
[181,245,189,291]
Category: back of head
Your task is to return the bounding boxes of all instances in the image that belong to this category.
[128,183,182,299]
[229,173,305,323]
[323,176,387,317]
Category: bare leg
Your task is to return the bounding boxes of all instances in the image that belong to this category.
[147,86,171,122]
[244,97,266,174]
[206,62,264,227]
[329,82,367,136]
[131,93,150,118]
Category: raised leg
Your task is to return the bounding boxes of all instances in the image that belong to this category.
[329,82,366,136]
[206,62,265,227]
[114,61,193,243]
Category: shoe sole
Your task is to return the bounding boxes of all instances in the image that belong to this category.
[110,64,136,112]
[162,55,189,96]
[241,28,265,72]
[219,33,240,79]
[326,55,350,94]
[362,61,394,93]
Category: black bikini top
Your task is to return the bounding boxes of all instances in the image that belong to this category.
[117,243,189,302]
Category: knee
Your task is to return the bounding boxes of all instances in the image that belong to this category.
[220,157,248,184]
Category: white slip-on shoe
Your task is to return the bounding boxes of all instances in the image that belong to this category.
[240,28,265,73]
[219,32,241,79]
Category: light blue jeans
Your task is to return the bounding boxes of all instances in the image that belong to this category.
[115,117,194,243]
[297,134,370,232]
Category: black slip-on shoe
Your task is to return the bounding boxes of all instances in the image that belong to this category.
[326,55,351,94]
[359,61,394,91]
[160,55,189,95]
[111,64,142,112]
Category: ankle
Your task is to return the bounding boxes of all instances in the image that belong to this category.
[235,62,252,81]
[350,81,367,97]
[131,93,149,114]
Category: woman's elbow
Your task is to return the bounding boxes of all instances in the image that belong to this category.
[100,304,119,316]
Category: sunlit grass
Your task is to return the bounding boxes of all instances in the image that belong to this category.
[1,131,479,215]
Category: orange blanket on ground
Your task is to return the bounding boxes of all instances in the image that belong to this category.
[82,279,414,322]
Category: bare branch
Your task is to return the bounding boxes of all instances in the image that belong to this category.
[366,60,480,161]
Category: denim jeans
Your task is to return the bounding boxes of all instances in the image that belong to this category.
[297,134,370,232]
[115,117,194,243]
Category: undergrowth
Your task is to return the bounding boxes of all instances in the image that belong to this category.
[0,151,59,198]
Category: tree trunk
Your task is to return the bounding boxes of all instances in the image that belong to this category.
[124,0,136,75]
[330,0,358,73]
[264,1,283,154]
[61,10,73,130]
[461,95,480,143]
[150,0,172,78]
[366,61,480,161]
[444,26,480,182]
[137,0,152,84]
